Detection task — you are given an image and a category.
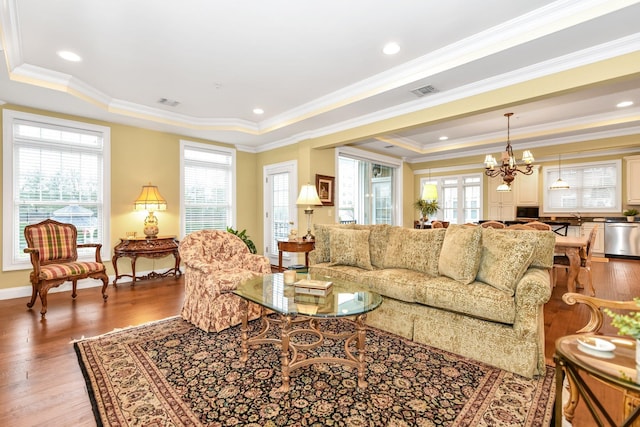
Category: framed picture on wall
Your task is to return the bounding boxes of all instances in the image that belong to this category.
[315,174,334,206]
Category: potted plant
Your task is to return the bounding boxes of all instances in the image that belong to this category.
[605,299,640,365]
[413,199,440,223]
[226,227,257,254]
[623,209,639,222]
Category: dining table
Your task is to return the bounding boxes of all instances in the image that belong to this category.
[554,234,589,293]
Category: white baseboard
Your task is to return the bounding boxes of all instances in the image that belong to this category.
[0,268,183,301]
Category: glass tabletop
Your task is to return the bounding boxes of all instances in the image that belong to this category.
[233,273,382,318]
[555,334,640,392]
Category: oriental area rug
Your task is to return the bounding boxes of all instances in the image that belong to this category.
[74,316,555,426]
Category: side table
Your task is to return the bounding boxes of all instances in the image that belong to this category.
[277,240,315,272]
[112,235,181,285]
[554,334,640,426]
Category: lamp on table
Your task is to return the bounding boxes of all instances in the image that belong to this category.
[296,183,322,241]
[134,183,167,238]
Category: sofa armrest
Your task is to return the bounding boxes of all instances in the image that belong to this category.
[512,267,552,337]
[242,253,271,273]
[183,259,222,274]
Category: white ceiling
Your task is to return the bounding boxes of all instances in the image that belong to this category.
[1,0,639,163]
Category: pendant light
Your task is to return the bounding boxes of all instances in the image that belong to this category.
[549,154,570,190]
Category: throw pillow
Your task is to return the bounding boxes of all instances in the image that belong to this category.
[384,227,446,276]
[476,227,536,295]
[328,228,373,270]
[438,224,482,284]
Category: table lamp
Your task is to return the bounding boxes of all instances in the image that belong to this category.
[134,183,167,238]
[296,183,322,241]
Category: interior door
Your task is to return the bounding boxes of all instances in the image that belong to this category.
[263,161,297,267]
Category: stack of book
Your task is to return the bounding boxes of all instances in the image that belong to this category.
[293,278,333,297]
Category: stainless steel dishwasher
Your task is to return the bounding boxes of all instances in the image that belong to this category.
[604,221,640,258]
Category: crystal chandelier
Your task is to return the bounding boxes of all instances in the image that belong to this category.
[483,113,534,192]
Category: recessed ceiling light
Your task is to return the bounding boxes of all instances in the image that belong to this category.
[57,50,82,62]
[382,42,400,55]
[439,136,448,141]
[253,108,264,115]
[617,101,634,108]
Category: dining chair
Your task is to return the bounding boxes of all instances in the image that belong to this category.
[526,221,553,231]
[507,224,534,230]
[23,219,109,317]
[553,224,598,295]
[480,220,506,229]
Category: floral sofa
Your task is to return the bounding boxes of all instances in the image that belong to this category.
[309,223,555,378]
[179,230,271,332]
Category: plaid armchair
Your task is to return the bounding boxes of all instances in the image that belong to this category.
[179,230,271,332]
[24,219,109,317]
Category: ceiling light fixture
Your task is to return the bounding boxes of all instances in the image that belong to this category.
[382,42,400,55]
[617,101,634,108]
[253,108,264,115]
[57,50,82,62]
[483,112,534,192]
[549,154,570,190]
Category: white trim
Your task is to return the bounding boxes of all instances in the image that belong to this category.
[2,109,111,271]
[179,140,236,238]
[263,160,298,264]
[337,147,403,225]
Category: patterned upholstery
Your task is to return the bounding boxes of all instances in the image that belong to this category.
[24,219,108,317]
[179,230,271,332]
[310,223,554,378]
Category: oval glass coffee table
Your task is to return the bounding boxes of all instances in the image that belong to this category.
[233,273,382,392]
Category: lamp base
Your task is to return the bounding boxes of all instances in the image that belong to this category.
[303,232,315,241]
[143,212,159,238]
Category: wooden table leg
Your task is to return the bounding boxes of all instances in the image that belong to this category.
[564,247,580,293]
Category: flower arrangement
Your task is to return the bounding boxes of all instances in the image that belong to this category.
[604,298,640,339]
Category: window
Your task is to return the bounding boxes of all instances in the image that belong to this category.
[337,147,402,225]
[419,174,482,224]
[543,159,621,214]
[2,109,110,271]
[263,161,297,265]
[180,141,235,235]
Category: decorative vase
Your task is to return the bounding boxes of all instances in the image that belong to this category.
[628,216,636,222]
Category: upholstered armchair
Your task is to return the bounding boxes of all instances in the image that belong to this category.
[24,219,109,317]
[179,230,271,332]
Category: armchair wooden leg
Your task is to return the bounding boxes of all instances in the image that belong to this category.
[39,288,49,317]
[101,276,109,301]
[27,284,38,308]
[72,280,78,298]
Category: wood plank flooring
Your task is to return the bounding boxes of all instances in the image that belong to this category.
[0,259,638,426]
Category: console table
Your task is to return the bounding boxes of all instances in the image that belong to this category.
[277,240,315,272]
[112,236,181,285]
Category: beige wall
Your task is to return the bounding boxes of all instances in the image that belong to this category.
[0,104,254,291]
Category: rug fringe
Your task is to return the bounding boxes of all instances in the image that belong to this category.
[70,315,181,344]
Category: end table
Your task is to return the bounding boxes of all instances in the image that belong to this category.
[112,235,181,285]
[277,240,315,272]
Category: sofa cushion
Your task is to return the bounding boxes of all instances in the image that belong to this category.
[414,275,516,324]
[483,228,555,269]
[360,268,428,303]
[438,224,482,284]
[312,224,390,268]
[328,228,373,270]
[476,228,536,294]
[383,227,446,276]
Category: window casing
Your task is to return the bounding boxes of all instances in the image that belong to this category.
[419,174,482,224]
[2,109,110,271]
[543,159,621,214]
[337,147,402,225]
[180,140,236,236]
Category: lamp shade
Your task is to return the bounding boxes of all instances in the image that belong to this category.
[421,184,438,201]
[549,178,570,190]
[134,184,167,212]
[296,184,321,207]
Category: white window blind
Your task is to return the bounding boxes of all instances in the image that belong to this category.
[3,110,110,270]
[181,141,235,234]
[543,160,621,213]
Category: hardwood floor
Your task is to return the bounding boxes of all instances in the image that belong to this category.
[0,259,638,426]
